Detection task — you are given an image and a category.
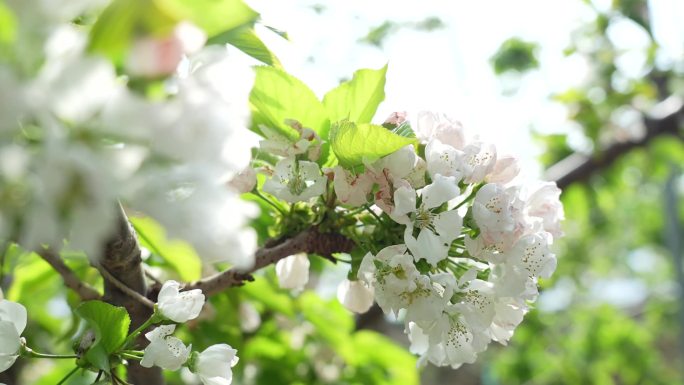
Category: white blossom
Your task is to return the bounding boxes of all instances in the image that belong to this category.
[157,281,205,323]
[525,182,565,238]
[263,157,326,203]
[472,183,517,234]
[259,121,321,161]
[228,167,257,193]
[275,253,310,290]
[329,166,374,207]
[486,155,520,184]
[140,325,191,371]
[459,142,497,184]
[337,279,374,314]
[367,146,419,215]
[507,232,557,279]
[192,344,239,385]
[414,112,465,149]
[126,22,206,78]
[238,302,261,333]
[0,300,26,373]
[425,139,463,180]
[393,175,463,265]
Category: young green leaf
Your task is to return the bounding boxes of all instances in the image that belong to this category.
[88,0,178,64]
[75,301,131,370]
[130,216,202,281]
[322,64,388,124]
[329,121,416,168]
[155,0,259,37]
[250,66,329,140]
[208,27,281,67]
[0,1,16,44]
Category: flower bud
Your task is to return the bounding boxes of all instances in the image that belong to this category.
[337,279,374,314]
[275,253,310,290]
[190,344,239,385]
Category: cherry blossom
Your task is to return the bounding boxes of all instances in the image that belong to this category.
[275,253,310,290]
[140,325,191,371]
[191,344,239,385]
[0,300,27,373]
[157,281,205,323]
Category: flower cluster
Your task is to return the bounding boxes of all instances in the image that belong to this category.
[352,112,563,368]
[261,120,326,203]
[260,111,564,369]
[0,2,256,267]
[141,281,239,385]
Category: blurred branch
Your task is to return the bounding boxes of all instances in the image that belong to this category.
[545,96,684,189]
[186,227,355,296]
[38,249,101,301]
[664,167,684,363]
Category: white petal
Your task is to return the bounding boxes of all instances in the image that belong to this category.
[337,279,374,314]
[392,185,416,218]
[0,321,20,356]
[145,325,176,342]
[196,344,238,379]
[425,139,463,180]
[275,253,310,290]
[0,353,18,373]
[380,145,416,180]
[0,300,27,336]
[420,175,460,210]
[433,209,463,243]
[158,281,181,304]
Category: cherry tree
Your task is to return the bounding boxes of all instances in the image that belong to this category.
[0,0,563,384]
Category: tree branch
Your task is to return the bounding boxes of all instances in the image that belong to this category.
[186,227,355,296]
[38,249,101,301]
[98,264,155,309]
[95,204,164,385]
[545,96,684,189]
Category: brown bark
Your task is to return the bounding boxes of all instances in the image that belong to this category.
[186,227,355,296]
[545,96,683,190]
[96,205,163,385]
[38,249,101,301]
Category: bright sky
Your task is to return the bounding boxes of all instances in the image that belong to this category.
[247,0,683,178]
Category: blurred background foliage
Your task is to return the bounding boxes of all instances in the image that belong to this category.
[1,0,683,384]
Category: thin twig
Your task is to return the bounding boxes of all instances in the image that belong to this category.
[98,265,155,309]
[144,268,163,286]
[38,249,100,301]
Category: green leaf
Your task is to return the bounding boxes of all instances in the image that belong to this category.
[208,27,281,67]
[88,0,176,64]
[250,66,329,140]
[75,301,131,371]
[0,1,16,44]
[351,331,418,384]
[130,216,202,281]
[298,292,354,360]
[322,64,388,124]
[241,277,295,317]
[89,0,259,64]
[155,0,259,37]
[329,121,416,168]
